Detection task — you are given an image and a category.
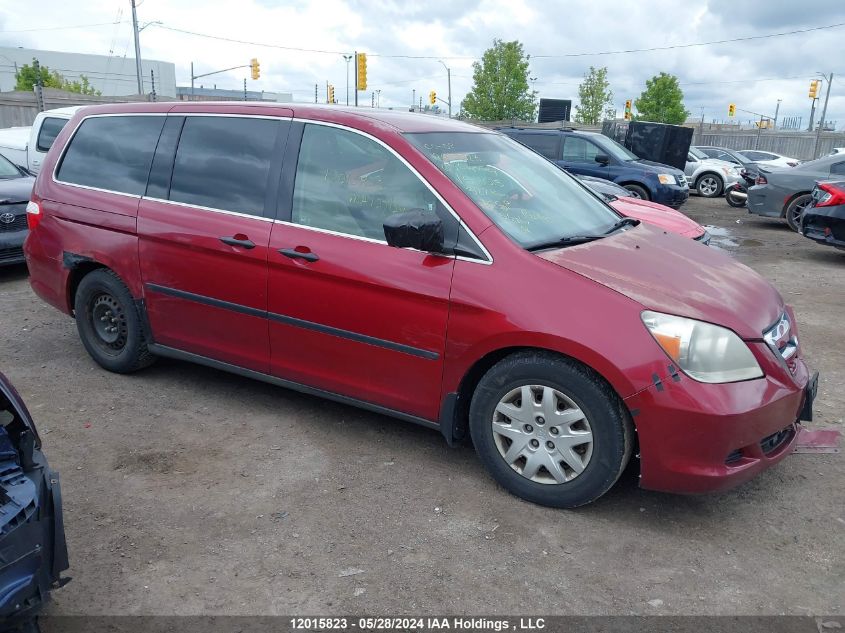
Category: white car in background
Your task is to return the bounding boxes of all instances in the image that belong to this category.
[684,147,743,197]
[736,149,800,168]
[828,147,845,156]
[0,106,80,175]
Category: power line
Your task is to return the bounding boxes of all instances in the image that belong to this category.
[531,22,845,58]
[0,21,127,33]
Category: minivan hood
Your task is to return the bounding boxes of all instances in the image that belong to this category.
[631,158,683,174]
[537,223,782,338]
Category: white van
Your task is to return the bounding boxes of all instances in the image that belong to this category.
[0,106,81,174]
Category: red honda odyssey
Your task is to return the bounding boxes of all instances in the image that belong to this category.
[24,103,818,507]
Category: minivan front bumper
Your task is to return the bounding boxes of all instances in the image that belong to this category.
[624,353,812,494]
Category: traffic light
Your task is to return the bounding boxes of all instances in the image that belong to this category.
[624,99,632,120]
[728,103,736,117]
[356,53,367,91]
[250,58,260,80]
[429,90,436,105]
[327,84,335,104]
[809,79,820,99]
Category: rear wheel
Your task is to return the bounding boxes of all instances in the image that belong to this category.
[622,184,649,200]
[785,194,812,232]
[74,269,155,373]
[469,352,633,508]
[696,173,723,198]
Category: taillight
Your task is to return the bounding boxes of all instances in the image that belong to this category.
[755,174,767,185]
[813,182,845,208]
[26,199,42,230]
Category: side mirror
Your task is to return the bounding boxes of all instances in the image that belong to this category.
[594,154,610,165]
[383,209,445,253]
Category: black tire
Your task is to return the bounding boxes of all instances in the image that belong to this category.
[695,173,723,198]
[725,185,747,208]
[622,184,649,200]
[785,193,812,232]
[74,268,155,373]
[469,351,633,508]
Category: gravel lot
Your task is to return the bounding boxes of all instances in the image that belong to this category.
[1,196,842,617]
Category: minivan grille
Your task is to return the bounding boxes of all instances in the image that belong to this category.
[763,312,798,372]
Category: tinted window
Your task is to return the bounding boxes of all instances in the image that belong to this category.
[513,133,559,160]
[700,148,718,158]
[57,116,164,195]
[36,117,68,153]
[562,137,602,163]
[831,161,845,175]
[169,116,280,216]
[292,124,440,241]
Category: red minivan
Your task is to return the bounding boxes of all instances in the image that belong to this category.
[24,103,817,507]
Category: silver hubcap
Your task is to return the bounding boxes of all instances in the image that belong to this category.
[492,385,593,485]
[699,177,718,196]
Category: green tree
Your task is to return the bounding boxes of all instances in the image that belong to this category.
[633,72,689,124]
[461,40,536,121]
[574,66,614,125]
[15,59,101,96]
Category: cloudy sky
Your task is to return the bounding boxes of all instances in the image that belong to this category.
[1,0,844,128]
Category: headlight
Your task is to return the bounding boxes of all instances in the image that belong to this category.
[657,174,675,185]
[641,311,763,383]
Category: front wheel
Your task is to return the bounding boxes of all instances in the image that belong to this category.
[696,173,723,198]
[785,194,812,232]
[74,269,155,373]
[469,352,633,508]
[622,184,649,200]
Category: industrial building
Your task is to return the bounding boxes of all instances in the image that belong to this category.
[0,45,176,96]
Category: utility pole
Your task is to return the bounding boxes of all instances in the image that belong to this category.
[376,89,381,108]
[412,89,415,110]
[314,83,318,104]
[244,78,247,101]
[808,99,817,131]
[190,62,194,99]
[371,91,374,107]
[773,99,781,129]
[150,69,156,102]
[32,58,44,112]
[130,0,143,95]
[353,50,358,107]
[343,54,352,106]
[813,72,834,158]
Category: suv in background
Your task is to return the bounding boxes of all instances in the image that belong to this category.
[498,127,689,208]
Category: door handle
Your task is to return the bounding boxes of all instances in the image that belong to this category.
[220,236,256,249]
[278,248,319,262]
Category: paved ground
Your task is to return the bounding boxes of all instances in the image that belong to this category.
[1,196,842,616]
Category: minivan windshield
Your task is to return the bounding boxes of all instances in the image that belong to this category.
[407,132,622,249]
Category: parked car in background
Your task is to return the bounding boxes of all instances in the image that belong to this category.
[576,175,710,243]
[695,146,758,170]
[25,103,814,508]
[801,180,845,250]
[748,153,845,231]
[499,127,689,207]
[0,372,69,631]
[737,150,800,168]
[0,107,79,175]
[0,153,35,266]
[684,147,743,198]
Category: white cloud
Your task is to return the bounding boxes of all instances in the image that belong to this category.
[0,0,842,127]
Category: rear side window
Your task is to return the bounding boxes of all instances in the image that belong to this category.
[168,116,280,217]
[513,133,559,160]
[57,116,165,195]
[36,117,68,153]
[562,136,602,163]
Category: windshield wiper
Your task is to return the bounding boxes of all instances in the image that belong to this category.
[603,216,640,234]
[526,218,640,252]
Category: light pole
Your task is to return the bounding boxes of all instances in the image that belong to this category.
[130,0,143,95]
[437,60,452,117]
[773,99,781,129]
[813,72,834,158]
[342,54,353,106]
[376,89,381,108]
